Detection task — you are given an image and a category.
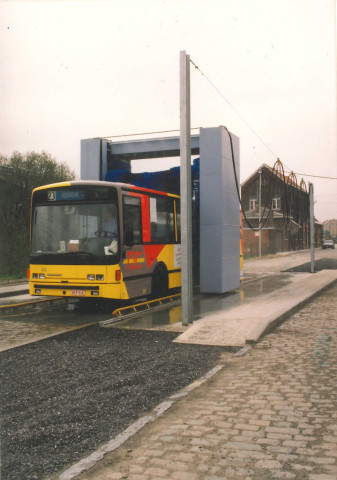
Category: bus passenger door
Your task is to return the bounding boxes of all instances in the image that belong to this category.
[122,195,149,298]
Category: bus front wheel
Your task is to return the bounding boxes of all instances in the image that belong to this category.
[151,263,168,299]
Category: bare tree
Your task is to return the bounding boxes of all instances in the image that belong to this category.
[0,151,76,278]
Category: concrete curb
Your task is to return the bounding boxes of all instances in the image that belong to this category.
[246,270,337,344]
[0,296,68,315]
[57,364,224,480]
[0,287,29,298]
[175,270,337,348]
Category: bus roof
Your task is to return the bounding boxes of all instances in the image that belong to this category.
[32,180,180,198]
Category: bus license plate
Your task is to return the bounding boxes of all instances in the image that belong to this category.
[71,290,85,296]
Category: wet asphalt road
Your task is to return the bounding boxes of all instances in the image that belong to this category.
[0,326,231,480]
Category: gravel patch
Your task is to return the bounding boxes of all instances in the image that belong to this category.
[0,326,231,480]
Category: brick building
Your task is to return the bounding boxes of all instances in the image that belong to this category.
[241,164,323,257]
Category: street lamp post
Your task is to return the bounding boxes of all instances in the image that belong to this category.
[259,169,262,257]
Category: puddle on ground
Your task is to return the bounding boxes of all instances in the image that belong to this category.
[108,272,309,330]
[0,272,309,349]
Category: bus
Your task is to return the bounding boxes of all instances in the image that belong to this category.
[28,181,181,302]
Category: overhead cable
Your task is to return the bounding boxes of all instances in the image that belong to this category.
[190,57,337,184]
[284,171,337,180]
[189,58,278,160]
[97,128,201,140]
[226,127,275,232]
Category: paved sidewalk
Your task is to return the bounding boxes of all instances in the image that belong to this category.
[71,283,337,480]
[175,270,337,346]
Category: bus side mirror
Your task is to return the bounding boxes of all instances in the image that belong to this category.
[124,230,134,247]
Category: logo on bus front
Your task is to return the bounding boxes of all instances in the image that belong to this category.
[125,251,143,270]
[47,191,56,201]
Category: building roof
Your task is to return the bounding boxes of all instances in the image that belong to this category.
[241,163,308,192]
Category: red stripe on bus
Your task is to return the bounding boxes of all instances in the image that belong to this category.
[128,185,170,196]
[141,195,151,242]
[143,244,165,269]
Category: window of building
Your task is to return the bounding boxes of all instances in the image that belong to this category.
[249,196,257,211]
[272,197,281,210]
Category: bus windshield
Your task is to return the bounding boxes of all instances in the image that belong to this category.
[31,202,119,256]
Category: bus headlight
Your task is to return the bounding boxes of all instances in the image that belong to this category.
[96,274,104,281]
[87,274,95,281]
[32,273,38,279]
[39,273,45,279]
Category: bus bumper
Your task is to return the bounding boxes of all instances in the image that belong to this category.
[29,282,124,300]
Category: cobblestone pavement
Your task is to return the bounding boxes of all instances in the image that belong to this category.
[76,283,337,480]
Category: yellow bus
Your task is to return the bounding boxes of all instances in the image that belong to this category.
[28,181,181,302]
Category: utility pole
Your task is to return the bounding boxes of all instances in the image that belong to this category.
[180,50,193,326]
[258,169,262,257]
[309,182,315,273]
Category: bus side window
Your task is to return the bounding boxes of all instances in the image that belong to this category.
[123,196,142,244]
[150,197,175,243]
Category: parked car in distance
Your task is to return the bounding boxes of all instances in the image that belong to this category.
[322,239,335,249]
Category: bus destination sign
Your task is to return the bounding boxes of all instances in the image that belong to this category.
[47,190,85,202]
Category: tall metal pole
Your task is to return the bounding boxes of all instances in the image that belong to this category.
[258,169,262,257]
[309,182,315,273]
[180,51,193,326]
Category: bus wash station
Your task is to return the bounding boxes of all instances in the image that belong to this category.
[2,126,336,350]
[28,126,239,316]
[80,125,241,298]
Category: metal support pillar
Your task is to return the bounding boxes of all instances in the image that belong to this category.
[199,127,240,293]
[309,182,315,273]
[180,50,193,326]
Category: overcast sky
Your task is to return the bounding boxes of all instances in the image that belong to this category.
[1,0,336,222]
